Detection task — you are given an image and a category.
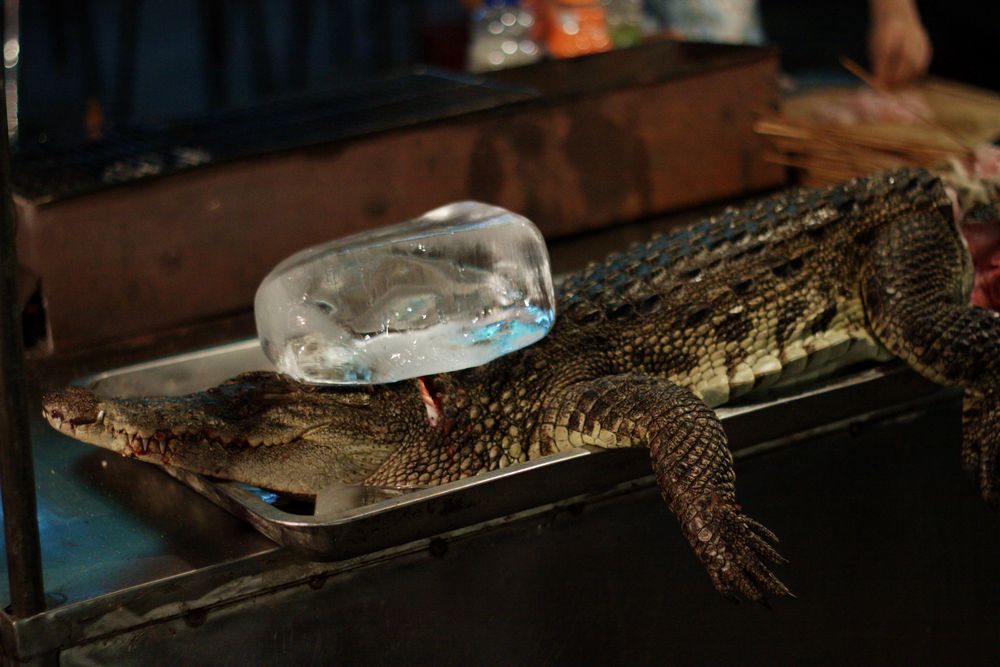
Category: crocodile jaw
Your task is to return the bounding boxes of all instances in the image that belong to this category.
[43,386,122,452]
[41,373,425,495]
[42,388,266,463]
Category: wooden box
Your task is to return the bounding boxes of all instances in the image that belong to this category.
[14,40,783,353]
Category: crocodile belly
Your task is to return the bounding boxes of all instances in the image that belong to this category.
[674,296,892,408]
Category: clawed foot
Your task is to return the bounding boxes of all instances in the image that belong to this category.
[682,495,792,602]
[963,393,999,508]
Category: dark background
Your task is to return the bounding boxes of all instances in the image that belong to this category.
[12,0,1000,146]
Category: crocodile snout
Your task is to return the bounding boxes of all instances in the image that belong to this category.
[42,386,103,431]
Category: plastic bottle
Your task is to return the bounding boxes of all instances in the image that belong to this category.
[467,0,543,72]
[544,0,612,59]
[601,0,644,49]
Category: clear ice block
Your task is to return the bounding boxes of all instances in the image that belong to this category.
[255,202,555,385]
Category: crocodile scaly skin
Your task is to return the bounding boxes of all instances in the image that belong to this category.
[43,168,1000,600]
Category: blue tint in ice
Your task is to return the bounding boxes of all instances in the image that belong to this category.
[467,305,554,352]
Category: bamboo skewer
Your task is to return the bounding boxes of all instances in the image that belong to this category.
[839,57,974,156]
[753,70,1000,187]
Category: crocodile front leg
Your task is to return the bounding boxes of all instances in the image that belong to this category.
[862,208,1000,505]
[536,375,790,601]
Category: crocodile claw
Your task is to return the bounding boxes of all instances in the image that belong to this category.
[688,500,793,603]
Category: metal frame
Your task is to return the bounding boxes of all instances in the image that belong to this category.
[0,32,61,665]
[0,52,44,621]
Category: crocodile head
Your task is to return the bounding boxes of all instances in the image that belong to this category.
[42,371,430,496]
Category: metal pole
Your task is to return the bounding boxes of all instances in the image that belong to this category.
[0,34,44,616]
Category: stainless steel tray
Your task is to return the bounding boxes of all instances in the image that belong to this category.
[81,338,951,560]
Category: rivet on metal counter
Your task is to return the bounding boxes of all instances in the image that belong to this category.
[0,72,46,621]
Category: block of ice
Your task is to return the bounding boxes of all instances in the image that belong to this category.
[255,202,555,385]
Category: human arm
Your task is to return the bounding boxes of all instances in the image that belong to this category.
[868,0,932,87]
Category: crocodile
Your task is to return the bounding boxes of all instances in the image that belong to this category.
[43,167,1000,602]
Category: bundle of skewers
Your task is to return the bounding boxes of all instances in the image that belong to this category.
[755,59,1000,189]
[756,59,1000,312]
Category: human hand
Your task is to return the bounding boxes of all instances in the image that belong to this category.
[868,0,932,88]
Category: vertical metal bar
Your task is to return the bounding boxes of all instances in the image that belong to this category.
[2,0,18,143]
[0,25,44,617]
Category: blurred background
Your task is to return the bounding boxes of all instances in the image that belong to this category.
[4,6,1000,665]
[11,0,999,146]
